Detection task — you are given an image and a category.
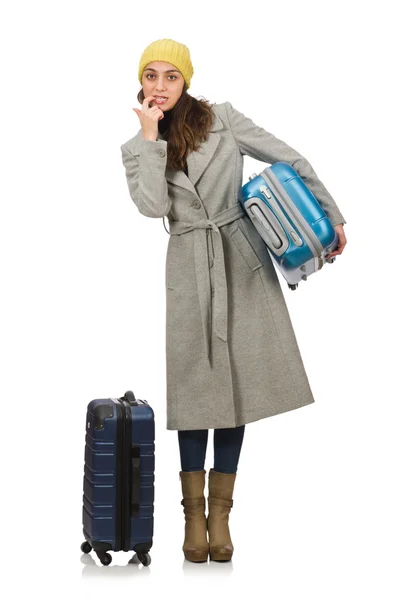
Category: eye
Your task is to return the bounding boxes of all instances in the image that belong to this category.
[146,74,177,80]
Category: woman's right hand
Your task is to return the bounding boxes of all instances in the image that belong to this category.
[132,96,164,140]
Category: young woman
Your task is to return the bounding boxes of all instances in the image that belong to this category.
[121,38,347,563]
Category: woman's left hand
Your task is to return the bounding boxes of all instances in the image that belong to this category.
[325,224,347,259]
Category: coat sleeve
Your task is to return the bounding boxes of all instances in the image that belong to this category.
[224,101,346,227]
[120,138,172,218]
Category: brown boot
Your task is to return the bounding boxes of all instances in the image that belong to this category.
[180,469,209,562]
[207,468,236,561]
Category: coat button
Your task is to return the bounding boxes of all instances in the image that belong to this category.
[211,287,215,297]
[156,148,165,157]
[209,258,214,268]
[192,200,201,209]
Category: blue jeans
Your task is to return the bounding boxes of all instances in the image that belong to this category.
[178,425,245,474]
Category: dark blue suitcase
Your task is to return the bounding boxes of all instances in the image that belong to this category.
[239,162,339,290]
[81,390,155,566]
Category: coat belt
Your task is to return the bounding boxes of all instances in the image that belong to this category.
[167,203,245,365]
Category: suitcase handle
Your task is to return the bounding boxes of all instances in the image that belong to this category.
[123,390,148,406]
[124,390,138,406]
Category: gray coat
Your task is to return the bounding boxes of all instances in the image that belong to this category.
[120,101,346,431]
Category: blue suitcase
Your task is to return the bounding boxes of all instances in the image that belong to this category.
[239,161,339,290]
[81,390,155,566]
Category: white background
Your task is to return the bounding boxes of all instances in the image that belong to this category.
[1,0,396,597]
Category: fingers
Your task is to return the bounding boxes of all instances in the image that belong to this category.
[325,226,347,258]
[326,240,347,258]
[141,96,164,119]
[142,95,155,109]
[142,96,161,113]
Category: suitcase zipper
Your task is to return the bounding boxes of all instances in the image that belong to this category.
[114,397,133,552]
[261,169,324,268]
[120,397,132,551]
[113,399,124,552]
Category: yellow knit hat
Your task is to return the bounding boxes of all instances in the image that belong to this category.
[138,38,194,90]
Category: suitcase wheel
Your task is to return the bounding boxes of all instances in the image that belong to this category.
[130,552,151,567]
[288,283,298,291]
[80,541,92,554]
[138,553,151,566]
[81,540,112,565]
[98,552,112,566]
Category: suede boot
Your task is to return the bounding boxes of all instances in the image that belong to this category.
[179,469,209,562]
[207,468,236,561]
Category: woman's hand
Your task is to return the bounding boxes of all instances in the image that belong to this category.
[325,224,347,259]
[132,96,164,140]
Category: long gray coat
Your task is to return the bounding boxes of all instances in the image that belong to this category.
[120,101,346,431]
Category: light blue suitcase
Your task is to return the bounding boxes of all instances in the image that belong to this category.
[238,162,339,290]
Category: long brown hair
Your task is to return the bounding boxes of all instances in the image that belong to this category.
[137,85,215,172]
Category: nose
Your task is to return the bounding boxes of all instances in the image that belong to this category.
[155,75,167,92]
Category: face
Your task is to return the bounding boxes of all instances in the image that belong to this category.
[142,61,185,111]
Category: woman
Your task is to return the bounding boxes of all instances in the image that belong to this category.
[120,39,347,563]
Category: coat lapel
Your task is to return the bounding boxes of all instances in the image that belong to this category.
[131,109,224,196]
